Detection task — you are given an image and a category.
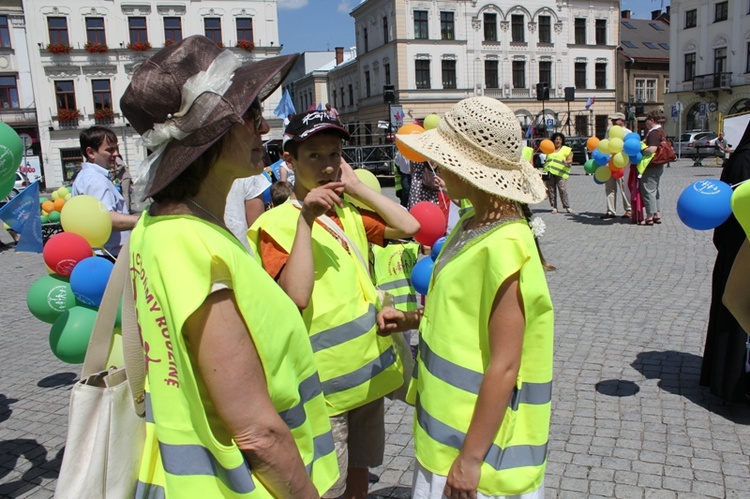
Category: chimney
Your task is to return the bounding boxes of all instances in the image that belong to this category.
[651,9,661,20]
[335,47,344,65]
[621,10,631,19]
[666,6,670,15]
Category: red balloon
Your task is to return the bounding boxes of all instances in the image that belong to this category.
[43,232,93,276]
[409,201,446,247]
[611,167,625,179]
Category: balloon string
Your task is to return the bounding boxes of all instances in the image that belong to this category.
[732,178,750,188]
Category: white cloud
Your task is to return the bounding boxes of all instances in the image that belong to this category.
[338,1,352,14]
[278,0,309,10]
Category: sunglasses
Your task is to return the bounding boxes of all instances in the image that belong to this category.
[244,100,264,130]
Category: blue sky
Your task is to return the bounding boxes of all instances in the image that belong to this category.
[277,0,671,55]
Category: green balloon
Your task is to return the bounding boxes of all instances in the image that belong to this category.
[40,215,49,224]
[0,122,23,185]
[48,210,61,222]
[39,196,49,205]
[49,306,98,364]
[584,159,598,175]
[0,173,14,199]
[27,274,77,323]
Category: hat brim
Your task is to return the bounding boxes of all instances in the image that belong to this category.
[145,53,299,198]
[282,123,350,152]
[396,129,547,205]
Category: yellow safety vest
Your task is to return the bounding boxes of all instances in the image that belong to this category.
[522,146,534,162]
[636,142,653,174]
[248,202,403,416]
[372,242,420,312]
[543,146,572,179]
[413,218,554,496]
[130,212,338,498]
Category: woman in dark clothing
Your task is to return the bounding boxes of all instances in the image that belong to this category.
[700,122,750,404]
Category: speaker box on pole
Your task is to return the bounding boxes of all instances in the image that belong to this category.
[383,84,396,104]
[536,82,549,101]
[564,87,575,102]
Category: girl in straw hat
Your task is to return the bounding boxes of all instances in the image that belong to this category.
[378,96,554,498]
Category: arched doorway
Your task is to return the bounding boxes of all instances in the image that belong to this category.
[728,98,750,115]
[685,103,708,131]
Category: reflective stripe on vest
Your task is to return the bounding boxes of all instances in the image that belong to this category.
[159,442,256,493]
[322,346,398,395]
[136,480,165,499]
[416,398,548,471]
[544,146,572,178]
[310,304,377,352]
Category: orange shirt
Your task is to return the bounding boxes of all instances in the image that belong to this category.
[259,208,387,280]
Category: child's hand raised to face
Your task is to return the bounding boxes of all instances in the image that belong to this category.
[300,181,346,220]
[339,160,361,193]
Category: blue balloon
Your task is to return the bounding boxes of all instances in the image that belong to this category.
[262,185,271,205]
[593,175,606,185]
[625,132,641,143]
[630,152,643,164]
[411,257,434,296]
[623,139,642,156]
[676,179,734,230]
[430,236,447,260]
[592,150,610,166]
[69,256,114,307]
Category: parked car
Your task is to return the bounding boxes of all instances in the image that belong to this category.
[4,171,29,200]
[674,131,716,158]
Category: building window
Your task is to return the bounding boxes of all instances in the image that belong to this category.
[86,17,106,45]
[332,90,337,109]
[539,61,551,85]
[384,63,391,85]
[383,16,388,43]
[685,53,696,81]
[236,18,253,43]
[715,47,727,74]
[55,80,76,111]
[0,16,10,48]
[485,60,499,89]
[635,78,657,102]
[0,76,18,108]
[442,60,456,89]
[340,86,344,108]
[128,17,147,44]
[512,60,525,88]
[685,9,697,28]
[538,15,551,44]
[574,18,586,45]
[747,42,750,73]
[595,19,606,45]
[61,148,82,181]
[575,115,588,137]
[665,78,670,93]
[484,13,497,41]
[363,28,368,53]
[92,79,112,111]
[441,12,454,40]
[414,10,428,39]
[715,2,728,22]
[575,62,586,88]
[595,63,606,89]
[365,71,371,97]
[204,18,221,44]
[416,60,431,89]
[511,15,524,43]
[164,17,182,44]
[348,84,353,106]
[48,17,69,45]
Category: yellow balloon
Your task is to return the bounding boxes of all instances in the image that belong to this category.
[57,186,69,197]
[608,137,624,154]
[60,195,112,248]
[612,152,629,168]
[597,139,610,154]
[424,114,441,130]
[51,191,60,200]
[41,210,49,217]
[609,125,625,140]
[732,180,750,238]
[594,165,611,182]
[65,193,72,201]
[345,168,381,210]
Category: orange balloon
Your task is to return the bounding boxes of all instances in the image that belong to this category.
[53,198,66,212]
[42,200,55,213]
[396,138,426,162]
[586,136,600,152]
[608,161,620,173]
[397,123,425,135]
[539,139,555,155]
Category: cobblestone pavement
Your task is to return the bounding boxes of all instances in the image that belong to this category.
[1,159,749,498]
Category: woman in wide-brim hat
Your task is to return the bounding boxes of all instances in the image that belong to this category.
[378,97,554,498]
[120,35,338,497]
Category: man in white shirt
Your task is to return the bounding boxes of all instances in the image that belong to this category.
[601,113,632,220]
[72,126,140,258]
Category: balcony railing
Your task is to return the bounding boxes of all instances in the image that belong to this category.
[691,72,732,92]
[0,107,37,125]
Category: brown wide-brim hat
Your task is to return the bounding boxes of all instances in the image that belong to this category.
[120,35,298,198]
[396,97,547,204]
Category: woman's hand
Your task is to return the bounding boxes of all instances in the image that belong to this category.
[444,453,481,499]
[376,307,423,335]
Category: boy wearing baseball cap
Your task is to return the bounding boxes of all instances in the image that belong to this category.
[248,110,419,498]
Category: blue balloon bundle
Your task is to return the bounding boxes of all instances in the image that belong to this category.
[411,236,447,295]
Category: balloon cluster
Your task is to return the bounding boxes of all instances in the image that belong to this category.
[26,195,115,364]
[39,187,71,223]
[407,201,447,295]
[0,122,24,199]
[395,113,441,162]
[583,127,644,184]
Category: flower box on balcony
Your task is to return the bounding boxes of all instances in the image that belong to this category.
[236,39,255,52]
[94,108,115,124]
[84,42,109,53]
[46,42,72,55]
[56,108,80,122]
[216,41,225,48]
[127,41,152,51]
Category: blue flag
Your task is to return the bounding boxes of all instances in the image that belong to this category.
[0,180,42,252]
[273,89,296,120]
[525,125,533,139]
[585,97,595,110]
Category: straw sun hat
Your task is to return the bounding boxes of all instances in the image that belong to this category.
[120,35,298,198]
[396,97,547,204]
